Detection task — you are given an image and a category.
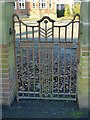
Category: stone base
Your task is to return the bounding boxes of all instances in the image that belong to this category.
[0,79,16,106]
[78,95,88,110]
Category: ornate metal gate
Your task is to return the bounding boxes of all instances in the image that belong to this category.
[13,14,80,101]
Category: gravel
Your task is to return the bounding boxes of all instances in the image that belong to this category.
[16,43,78,99]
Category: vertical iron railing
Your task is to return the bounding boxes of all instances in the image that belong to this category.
[13,13,80,101]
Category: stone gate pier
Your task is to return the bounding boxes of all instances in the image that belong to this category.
[0,1,16,105]
[77,1,90,110]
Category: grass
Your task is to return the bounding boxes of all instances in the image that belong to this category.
[70,111,84,118]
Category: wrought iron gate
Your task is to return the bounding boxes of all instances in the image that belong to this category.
[13,14,80,101]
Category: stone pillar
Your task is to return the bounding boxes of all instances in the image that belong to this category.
[77,1,89,110]
[0,1,16,105]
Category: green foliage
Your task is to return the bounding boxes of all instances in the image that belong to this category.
[64,4,70,17]
[70,111,84,118]
[64,3,80,17]
[73,3,80,14]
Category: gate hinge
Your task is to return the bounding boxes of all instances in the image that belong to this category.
[9,28,16,35]
[77,59,80,64]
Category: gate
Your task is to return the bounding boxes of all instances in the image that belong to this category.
[13,14,80,101]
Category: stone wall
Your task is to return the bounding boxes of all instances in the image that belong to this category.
[14,2,30,16]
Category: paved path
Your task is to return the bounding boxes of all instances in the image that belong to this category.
[2,100,88,119]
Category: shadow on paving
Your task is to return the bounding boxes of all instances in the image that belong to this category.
[2,100,88,119]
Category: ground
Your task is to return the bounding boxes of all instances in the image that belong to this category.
[2,100,88,119]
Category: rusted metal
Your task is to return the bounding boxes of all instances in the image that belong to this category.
[13,14,80,101]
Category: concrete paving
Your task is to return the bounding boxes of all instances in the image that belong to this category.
[2,100,88,119]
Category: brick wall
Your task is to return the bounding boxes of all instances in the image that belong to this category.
[0,43,16,105]
[14,0,57,18]
[14,2,30,16]
[30,0,56,18]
